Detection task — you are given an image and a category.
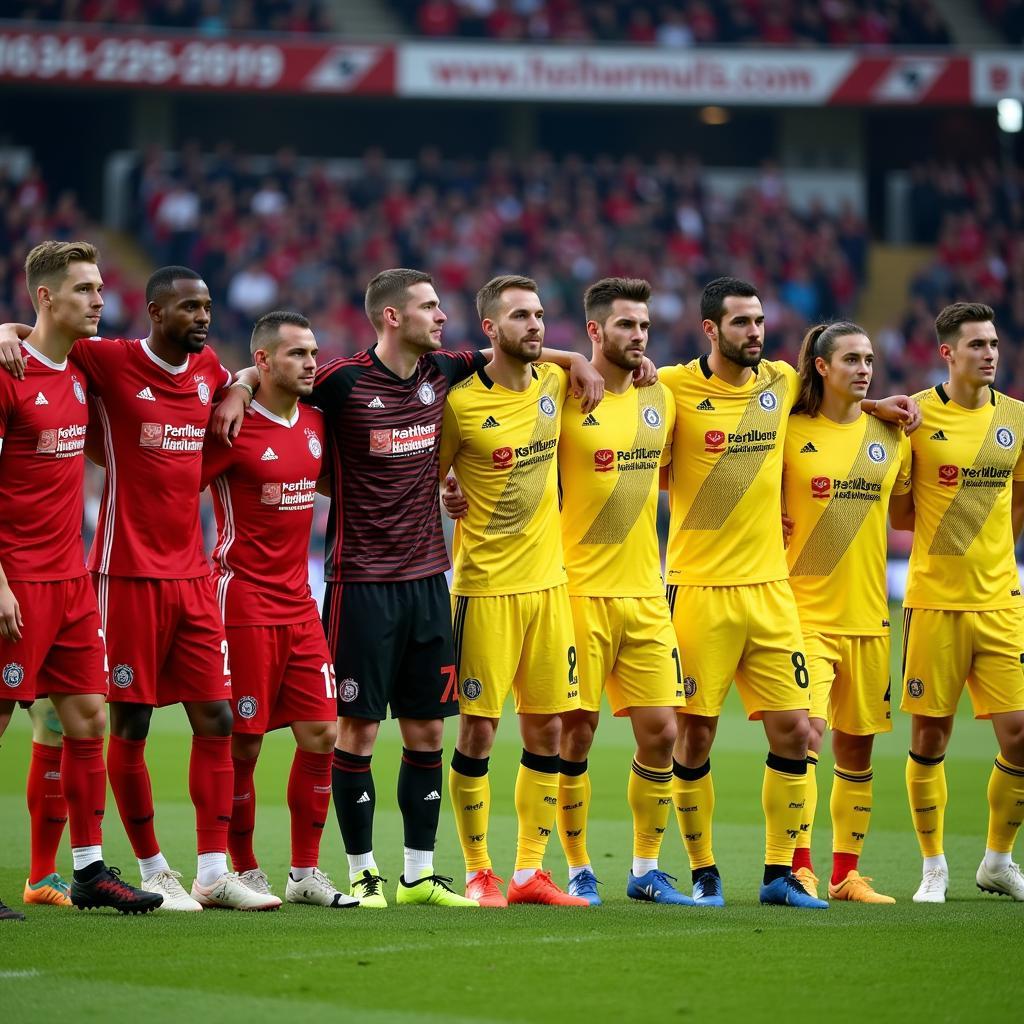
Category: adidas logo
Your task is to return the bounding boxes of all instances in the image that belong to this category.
[260,447,278,461]
[799,441,818,453]
[424,790,441,801]
[368,396,385,409]
[481,415,500,429]
[34,392,48,406]
[696,398,715,411]
[930,430,948,441]
[136,387,156,402]
[582,413,600,426]
[356,792,371,804]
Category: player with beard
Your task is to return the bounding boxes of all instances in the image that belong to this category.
[0,241,161,917]
[660,277,917,909]
[0,266,279,911]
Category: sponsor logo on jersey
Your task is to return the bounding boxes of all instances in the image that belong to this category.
[111,664,134,688]
[139,422,205,451]
[996,427,1016,449]
[938,464,959,487]
[811,475,831,499]
[799,441,818,453]
[867,442,886,463]
[492,447,514,469]
[136,386,156,402]
[461,678,482,700]
[2,663,24,688]
[481,415,500,429]
[261,447,278,461]
[642,406,662,428]
[758,391,778,411]
[906,678,924,698]
[36,423,86,457]
[261,478,317,510]
[369,423,436,456]
[417,381,436,405]
[683,676,697,699]
[930,430,948,441]
[34,392,48,406]
[704,430,725,453]
[72,376,86,404]
[539,395,557,418]
[581,413,600,426]
[237,696,258,720]
[368,396,385,409]
[594,448,615,472]
[305,428,322,459]
[696,398,715,411]
[339,678,359,702]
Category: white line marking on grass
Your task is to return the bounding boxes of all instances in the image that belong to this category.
[0,970,41,979]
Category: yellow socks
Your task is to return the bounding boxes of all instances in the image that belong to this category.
[449,749,492,873]
[672,759,715,870]
[514,750,560,871]
[987,754,1024,853]
[793,752,818,870]
[628,759,673,861]
[831,764,873,858]
[557,758,591,869]
[763,753,807,867]
[906,751,946,858]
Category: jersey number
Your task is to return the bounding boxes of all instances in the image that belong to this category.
[671,648,683,688]
[321,662,337,699]
[567,646,577,684]
[791,652,809,690]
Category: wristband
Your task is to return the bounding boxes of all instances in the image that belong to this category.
[231,381,255,400]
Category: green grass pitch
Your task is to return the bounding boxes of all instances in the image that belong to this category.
[2,604,1020,1023]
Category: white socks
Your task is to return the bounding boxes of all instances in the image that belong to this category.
[984,848,1011,871]
[404,847,433,882]
[72,845,103,871]
[197,852,228,886]
[348,851,377,881]
[139,852,170,880]
[290,866,314,881]
[632,858,658,877]
[923,854,948,874]
[568,864,592,881]
[512,868,537,885]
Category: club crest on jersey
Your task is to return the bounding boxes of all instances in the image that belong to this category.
[36,429,57,454]
[906,678,924,698]
[996,427,1016,449]
[305,428,322,459]
[196,378,211,406]
[417,381,436,406]
[72,376,86,405]
[642,406,662,428]
[704,430,726,453]
[237,696,258,720]
[492,447,514,469]
[261,483,283,505]
[139,422,164,447]
[811,476,831,499]
[461,678,482,701]
[2,663,24,688]
[867,442,886,463]
[539,395,557,418]
[758,391,778,411]
[339,678,359,703]
[111,664,134,689]
[594,449,615,472]
[683,676,697,699]
[938,464,959,487]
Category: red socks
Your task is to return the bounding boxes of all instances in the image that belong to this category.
[106,735,159,859]
[27,742,68,881]
[288,749,333,870]
[228,756,258,873]
[61,736,106,848]
[792,846,813,872]
[190,735,233,855]
[832,851,859,886]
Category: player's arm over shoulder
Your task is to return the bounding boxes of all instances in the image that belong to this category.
[428,348,487,386]
[438,388,467,479]
[888,431,914,531]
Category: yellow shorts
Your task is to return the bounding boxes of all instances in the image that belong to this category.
[452,584,580,718]
[667,579,809,720]
[570,595,684,717]
[803,632,892,736]
[901,606,1024,719]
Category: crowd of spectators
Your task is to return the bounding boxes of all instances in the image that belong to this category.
[398,0,952,47]
[14,0,332,35]
[129,144,869,370]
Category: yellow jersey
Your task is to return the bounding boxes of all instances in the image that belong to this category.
[440,362,568,596]
[784,412,911,635]
[904,384,1024,611]
[559,382,675,597]
[661,356,799,586]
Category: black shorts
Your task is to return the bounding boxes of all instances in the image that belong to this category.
[322,573,460,722]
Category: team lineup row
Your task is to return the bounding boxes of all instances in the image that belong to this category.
[0,245,1022,921]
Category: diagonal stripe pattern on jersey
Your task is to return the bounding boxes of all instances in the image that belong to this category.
[484,373,562,536]
[580,386,667,546]
[790,417,897,578]
[928,403,1024,556]
[680,365,788,532]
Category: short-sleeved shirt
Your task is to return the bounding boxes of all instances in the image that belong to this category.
[904,384,1024,611]
[440,362,568,597]
[784,411,911,635]
[559,382,674,598]
[310,345,485,584]
[660,356,799,586]
[202,401,325,627]
[0,342,89,581]
[74,337,231,579]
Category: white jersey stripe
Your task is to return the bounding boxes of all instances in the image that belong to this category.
[212,475,235,617]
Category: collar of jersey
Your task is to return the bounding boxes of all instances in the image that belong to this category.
[142,337,189,375]
[369,344,421,384]
[935,382,996,409]
[699,352,761,390]
[21,340,67,371]
[477,365,539,391]
[251,399,299,428]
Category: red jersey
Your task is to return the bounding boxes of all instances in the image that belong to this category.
[203,401,324,626]
[0,343,90,582]
[75,337,231,579]
[311,346,485,583]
